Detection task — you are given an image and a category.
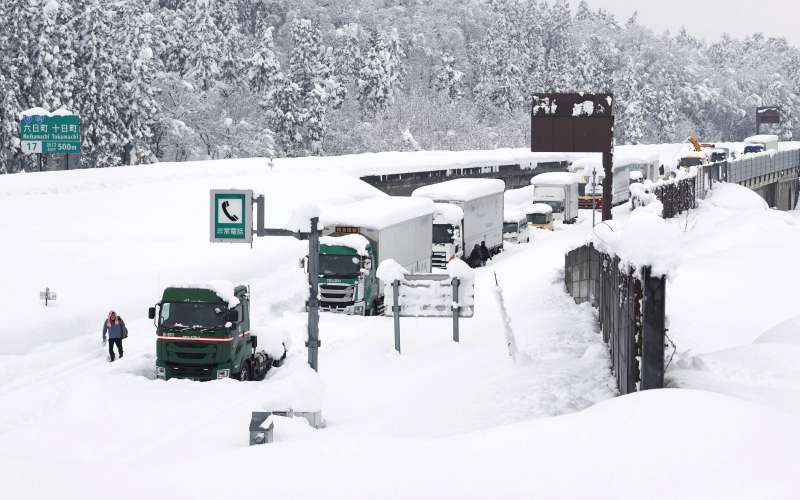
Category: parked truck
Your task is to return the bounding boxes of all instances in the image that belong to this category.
[148,284,285,381]
[530,172,579,223]
[317,196,434,315]
[503,207,530,243]
[412,178,505,266]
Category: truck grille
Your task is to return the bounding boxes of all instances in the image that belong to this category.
[319,283,355,308]
[169,363,216,379]
[432,251,448,269]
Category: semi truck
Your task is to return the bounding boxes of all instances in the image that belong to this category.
[148,284,285,381]
[317,196,434,315]
[428,202,465,268]
[503,208,530,243]
[530,172,579,223]
[412,178,505,266]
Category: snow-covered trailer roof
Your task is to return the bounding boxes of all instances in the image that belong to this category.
[412,178,506,202]
[433,202,464,225]
[504,207,527,222]
[530,172,580,186]
[744,134,779,145]
[526,203,554,215]
[322,196,434,231]
[504,186,534,209]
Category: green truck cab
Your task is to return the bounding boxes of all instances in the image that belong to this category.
[148,284,284,381]
[318,235,376,316]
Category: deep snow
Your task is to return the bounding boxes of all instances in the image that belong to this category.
[2,151,800,499]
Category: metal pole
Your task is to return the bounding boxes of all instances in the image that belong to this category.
[306,217,320,371]
[602,151,613,221]
[45,287,49,307]
[451,278,460,343]
[38,153,43,172]
[591,173,595,225]
[392,280,401,354]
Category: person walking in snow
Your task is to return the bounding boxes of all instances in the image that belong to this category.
[102,310,128,362]
[479,241,491,266]
[467,243,482,268]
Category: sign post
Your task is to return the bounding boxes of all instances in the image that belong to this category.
[210,189,253,244]
[210,190,321,372]
[756,106,781,135]
[531,93,615,220]
[39,287,57,306]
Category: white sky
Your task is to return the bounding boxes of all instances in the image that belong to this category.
[571,0,800,47]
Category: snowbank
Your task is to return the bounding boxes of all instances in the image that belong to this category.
[412,178,505,201]
[754,314,800,345]
[319,234,370,256]
[321,196,434,230]
[375,258,408,284]
[705,182,768,211]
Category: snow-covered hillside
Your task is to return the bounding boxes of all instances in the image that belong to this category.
[2,154,800,499]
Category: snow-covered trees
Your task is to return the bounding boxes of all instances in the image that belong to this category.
[357,30,401,117]
[3,0,800,173]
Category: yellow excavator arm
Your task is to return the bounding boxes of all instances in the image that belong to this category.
[688,134,702,152]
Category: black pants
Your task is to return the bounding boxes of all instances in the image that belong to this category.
[108,338,123,361]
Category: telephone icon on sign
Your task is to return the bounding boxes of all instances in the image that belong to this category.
[221,200,239,222]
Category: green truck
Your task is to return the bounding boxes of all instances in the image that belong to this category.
[148,284,285,381]
[316,197,434,316]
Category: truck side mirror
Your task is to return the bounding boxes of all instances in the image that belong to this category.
[226,309,240,323]
[363,257,372,270]
[148,307,156,319]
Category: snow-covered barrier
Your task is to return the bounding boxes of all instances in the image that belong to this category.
[565,243,666,395]
[377,259,475,318]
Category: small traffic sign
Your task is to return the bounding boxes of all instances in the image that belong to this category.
[40,287,57,306]
[210,189,253,243]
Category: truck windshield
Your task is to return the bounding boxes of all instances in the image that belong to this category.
[320,253,361,277]
[503,222,519,234]
[527,213,549,224]
[160,302,228,329]
[678,157,703,167]
[432,224,455,244]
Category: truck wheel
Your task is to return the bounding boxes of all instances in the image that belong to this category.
[238,361,250,381]
[272,345,287,368]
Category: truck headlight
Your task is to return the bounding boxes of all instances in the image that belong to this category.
[217,369,230,379]
[156,366,166,380]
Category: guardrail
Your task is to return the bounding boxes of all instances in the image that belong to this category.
[726,148,800,184]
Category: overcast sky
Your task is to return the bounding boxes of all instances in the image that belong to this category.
[571,0,800,47]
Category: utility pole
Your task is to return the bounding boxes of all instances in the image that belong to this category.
[306,217,320,371]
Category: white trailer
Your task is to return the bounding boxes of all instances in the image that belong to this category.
[319,197,434,314]
[744,134,779,152]
[530,172,579,223]
[412,178,505,266]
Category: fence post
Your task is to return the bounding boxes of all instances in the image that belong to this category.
[452,277,460,343]
[641,266,666,390]
[392,280,401,354]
